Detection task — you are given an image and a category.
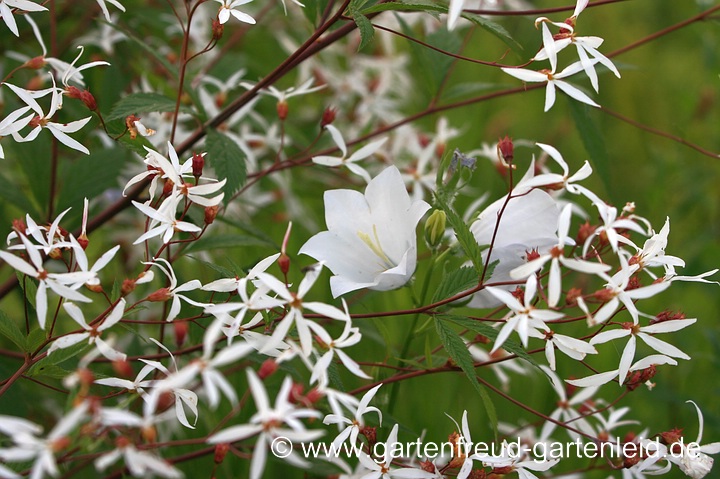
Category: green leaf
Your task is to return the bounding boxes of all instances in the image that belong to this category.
[205,129,248,206]
[28,343,90,377]
[57,148,128,218]
[361,1,522,57]
[16,272,38,316]
[439,314,539,369]
[107,93,194,121]
[218,217,279,249]
[362,0,443,14]
[352,11,375,51]
[186,255,236,278]
[435,317,497,434]
[569,101,611,193]
[26,364,71,380]
[14,135,51,211]
[462,12,524,57]
[104,21,178,79]
[0,310,27,352]
[26,329,45,354]
[186,234,269,253]
[434,195,484,274]
[432,265,478,303]
[0,171,40,218]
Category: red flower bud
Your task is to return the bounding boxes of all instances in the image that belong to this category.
[147,287,172,302]
[258,359,278,379]
[277,100,289,120]
[214,443,230,464]
[24,56,46,70]
[112,360,134,379]
[204,205,219,225]
[80,90,97,111]
[121,278,137,296]
[192,152,205,179]
[497,135,514,165]
[321,106,337,127]
[174,321,189,347]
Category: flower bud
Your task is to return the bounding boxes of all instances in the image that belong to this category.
[424,209,446,247]
[277,100,289,120]
[321,106,337,127]
[214,443,230,464]
[288,383,304,404]
[212,18,224,40]
[278,253,290,276]
[77,234,89,250]
[174,321,189,347]
[112,360,134,379]
[147,287,172,302]
[192,152,205,179]
[305,387,324,404]
[121,278,137,296]
[204,205,219,225]
[80,90,97,111]
[24,56,46,70]
[66,85,83,100]
[258,359,278,379]
[496,135,514,166]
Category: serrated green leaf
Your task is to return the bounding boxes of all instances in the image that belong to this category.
[0,171,40,218]
[57,148,128,219]
[28,343,89,377]
[362,1,522,57]
[0,310,27,352]
[26,363,71,380]
[434,195,484,274]
[104,21,178,79]
[205,129,247,206]
[461,12,524,57]
[352,12,375,51]
[16,272,38,315]
[186,234,269,253]
[187,255,236,278]
[362,0,443,14]
[439,314,539,369]
[440,82,499,102]
[435,317,497,434]
[218,217,279,249]
[432,265,479,303]
[26,329,45,354]
[569,101,611,194]
[327,359,345,391]
[111,279,121,303]
[107,93,194,121]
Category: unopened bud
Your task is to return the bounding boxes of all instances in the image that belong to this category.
[147,287,172,302]
[174,321,189,347]
[85,282,103,294]
[212,18,224,40]
[192,152,205,179]
[80,90,97,111]
[141,425,157,443]
[112,360,134,378]
[77,234,89,250]
[305,387,324,404]
[497,135,514,166]
[24,56,46,70]
[258,359,278,379]
[121,278,137,296]
[576,221,596,244]
[204,205,219,225]
[321,106,337,127]
[278,253,290,275]
[288,383,304,404]
[66,85,83,99]
[277,100,289,120]
[214,443,230,464]
[77,368,95,386]
[424,209,446,247]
